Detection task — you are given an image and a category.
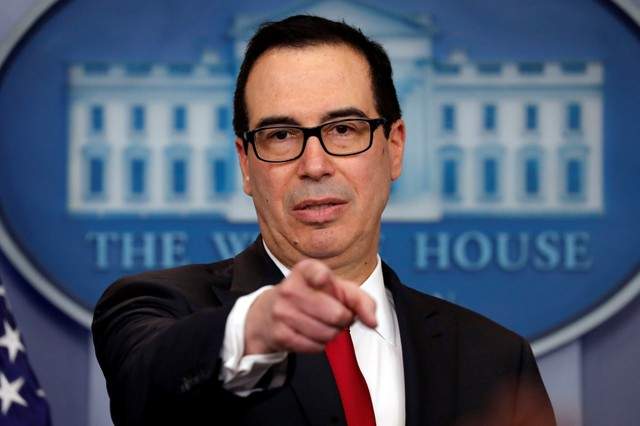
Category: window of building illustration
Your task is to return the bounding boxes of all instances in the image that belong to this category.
[566,159,583,196]
[165,144,191,200]
[438,145,462,200]
[434,62,460,75]
[443,159,458,197]
[525,158,540,195]
[561,62,587,74]
[205,148,228,198]
[89,158,104,195]
[525,104,538,132]
[217,106,229,131]
[173,105,187,132]
[212,159,227,194]
[131,159,146,196]
[518,62,544,75]
[131,105,145,133]
[518,145,544,200]
[483,104,497,132]
[475,144,504,201]
[483,158,498,196]
[172,159,187,195]
[124,145,150,200]
[125,63,152,76]
[90,105,104,133]
[441,104,456,132]
[559,144,588,202]
[477,63,501,75]
[168,64,193,76]
[84,63,109,75]
[82,142,109,200]
[567,102,582,132]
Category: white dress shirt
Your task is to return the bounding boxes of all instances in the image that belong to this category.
[219,244,405,426]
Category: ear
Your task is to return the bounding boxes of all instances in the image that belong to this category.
[387,119,406,181]
[235,137,253,196]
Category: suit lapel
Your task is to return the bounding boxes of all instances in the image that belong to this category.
[230,236,284,292]
[211,236,285,305]
[289,353,347,426]
[384,263,458,426]
[221,237,347,426]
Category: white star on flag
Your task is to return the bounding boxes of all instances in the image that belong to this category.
[0,320,25,363]
[0,373,27,415]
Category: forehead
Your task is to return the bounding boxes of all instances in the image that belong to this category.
[244,43,376,126]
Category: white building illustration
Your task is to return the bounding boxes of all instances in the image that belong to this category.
[67,0,603,221]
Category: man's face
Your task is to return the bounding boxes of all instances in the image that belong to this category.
[236,43,405,271]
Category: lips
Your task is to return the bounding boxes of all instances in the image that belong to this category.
[291,197,348,224]
[293,197,347,210]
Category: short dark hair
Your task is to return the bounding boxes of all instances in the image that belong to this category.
[233,15,401,138]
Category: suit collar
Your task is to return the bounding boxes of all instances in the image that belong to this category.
[231,235,284,292]
[210,236,283,306]
[383,262,458,426]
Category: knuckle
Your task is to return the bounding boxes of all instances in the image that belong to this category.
[271,300,289,322]
[278,282,295,299]
[320,327,338,342]
[272,325,289,346]
[331,307,351,326]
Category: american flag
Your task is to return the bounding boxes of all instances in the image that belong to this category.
[0,278,51,425]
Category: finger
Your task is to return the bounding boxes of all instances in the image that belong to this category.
[272,297,344,344]
[272,323,324,353]
[295,290,355,329]
[278,268,354,328]
[293,259,334,290]
[332,278,377,329]
[287,310,343,346]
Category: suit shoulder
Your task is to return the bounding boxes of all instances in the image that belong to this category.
[402,284,524,347]
[115,259,233,288]
[96,259,234,309]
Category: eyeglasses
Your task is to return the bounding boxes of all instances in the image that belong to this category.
[242,117,387,163]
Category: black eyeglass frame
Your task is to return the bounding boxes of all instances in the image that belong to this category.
[242,117,387,163]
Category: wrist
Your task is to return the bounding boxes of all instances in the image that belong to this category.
[244,290,278,355]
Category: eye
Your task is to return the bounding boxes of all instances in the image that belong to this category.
[265,129,295,141]
[274,130,290,140]
[327,122,357,136]
[335,125,352,134]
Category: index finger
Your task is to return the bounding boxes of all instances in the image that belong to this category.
[331,278,377,329]
[292,259,377,328]
[293,259,335,290]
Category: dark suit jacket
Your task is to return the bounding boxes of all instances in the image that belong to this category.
[92,237,555,426]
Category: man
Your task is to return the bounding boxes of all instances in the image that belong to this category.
[92,15,556,426]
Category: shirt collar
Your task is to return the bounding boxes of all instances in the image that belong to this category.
[262,241,397,346]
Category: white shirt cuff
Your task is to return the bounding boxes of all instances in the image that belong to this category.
[219,285,288,396]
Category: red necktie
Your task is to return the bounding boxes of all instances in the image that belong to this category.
[325,329,376,426]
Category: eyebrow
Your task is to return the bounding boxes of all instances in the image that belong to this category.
[320,107,368,122]
[253,107,369,129]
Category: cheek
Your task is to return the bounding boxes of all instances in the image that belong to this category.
[249,166,288,213]
[351,162,390,205]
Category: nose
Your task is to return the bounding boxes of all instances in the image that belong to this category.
[296,136,335,180]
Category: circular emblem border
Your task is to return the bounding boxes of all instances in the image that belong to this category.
[0,0,639,356]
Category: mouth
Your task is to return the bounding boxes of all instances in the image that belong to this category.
[293,197,347,211]
[291,197,348,224]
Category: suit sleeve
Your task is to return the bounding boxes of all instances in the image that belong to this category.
[91,277,240,425]
[513,341,557,426]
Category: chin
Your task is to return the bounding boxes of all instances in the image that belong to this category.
[296,228,351,260]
